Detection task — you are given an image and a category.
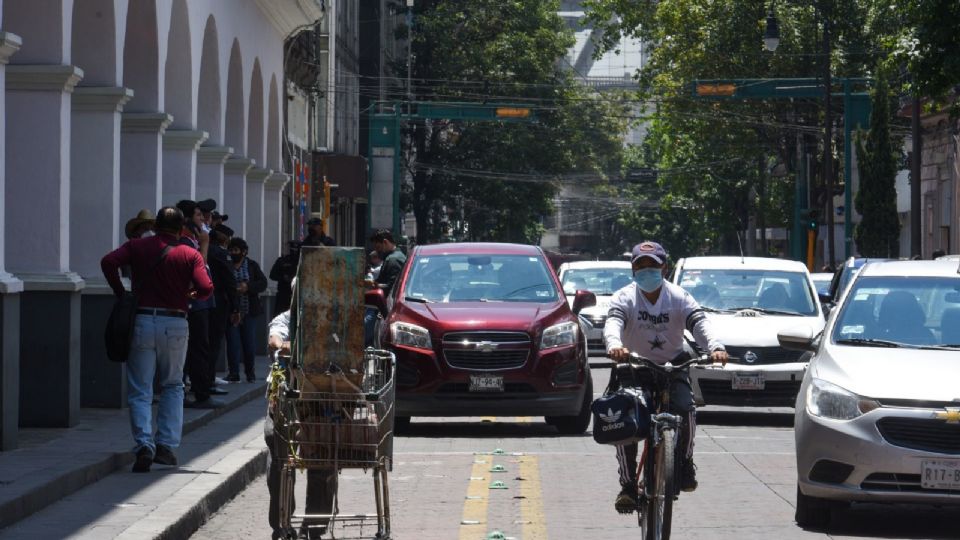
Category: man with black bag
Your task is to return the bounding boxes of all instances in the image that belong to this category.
[603,241,727,513]
[101,207,214,472]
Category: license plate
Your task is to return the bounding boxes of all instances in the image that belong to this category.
[731,373,765,390]
[921,459,960,490]
[469,374,504,392]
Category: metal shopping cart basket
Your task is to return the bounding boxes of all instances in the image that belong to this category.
[272,348,396,539]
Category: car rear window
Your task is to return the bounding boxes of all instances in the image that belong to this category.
[403,254,559,303]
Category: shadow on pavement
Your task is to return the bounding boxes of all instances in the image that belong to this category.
[808,502,960,539]
[696,409,795,428]
[397,419,587,439]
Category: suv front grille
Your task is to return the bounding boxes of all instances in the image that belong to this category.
[442,332,530,371]
[877,417,960,455]
[724,346,806,365]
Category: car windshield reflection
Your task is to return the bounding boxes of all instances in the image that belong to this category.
[560,267,633,295]
[403,254,559,303]
[832,276,960,348]
[678,269,817,316]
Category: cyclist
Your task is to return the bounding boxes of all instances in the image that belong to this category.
[604,241,728,513]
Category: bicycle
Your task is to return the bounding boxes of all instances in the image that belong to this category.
[609,351,713,540]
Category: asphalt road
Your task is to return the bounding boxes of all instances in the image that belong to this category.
[192,367,960,540]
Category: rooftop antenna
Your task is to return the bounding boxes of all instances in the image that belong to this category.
[736,230,745,264]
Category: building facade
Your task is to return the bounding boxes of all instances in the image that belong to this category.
[0,0,324,450]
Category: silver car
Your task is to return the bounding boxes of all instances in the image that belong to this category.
[779,260,960,528]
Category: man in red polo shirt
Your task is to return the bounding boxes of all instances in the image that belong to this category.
[101,207,214,472]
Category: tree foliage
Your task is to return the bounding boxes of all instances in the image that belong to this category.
[854,72,900,257]
[400,0,629,245]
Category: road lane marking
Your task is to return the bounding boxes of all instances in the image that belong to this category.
[481,416,497,423]
[519,456,547,539]
[515,417,533,423]
[459,455,491,538]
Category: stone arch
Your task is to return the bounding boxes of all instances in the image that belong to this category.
[247,58,265,166]
[224,38,245,156]
[267,74,280,170]
[163,0,192,127]
[122,0,159,111]
[71,0,118,86]
[3,0,70,63]
[197,15,221,143]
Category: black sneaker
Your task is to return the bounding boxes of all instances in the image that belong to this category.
[224,373,241,383]
[681,459,698,492]
[615,485,638,514]
[153,444,178,466]
[246,374,257,383]
[132,446,153,473]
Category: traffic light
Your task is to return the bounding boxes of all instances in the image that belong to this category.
[806,209,819,231]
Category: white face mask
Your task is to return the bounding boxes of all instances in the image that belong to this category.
[141,230,156,238]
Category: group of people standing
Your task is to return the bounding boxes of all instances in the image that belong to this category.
[100,200,268,472]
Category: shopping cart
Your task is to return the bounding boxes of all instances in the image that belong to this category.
[272,348,395,539]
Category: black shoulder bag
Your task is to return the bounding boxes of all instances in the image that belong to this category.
[104,245,173,362]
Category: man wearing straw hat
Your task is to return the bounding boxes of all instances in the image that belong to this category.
[124,209,155,240]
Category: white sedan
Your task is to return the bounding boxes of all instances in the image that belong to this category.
[557,260,633,355]
[779,260,960,529]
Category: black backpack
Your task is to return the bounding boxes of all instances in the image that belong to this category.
[591,385,650,446]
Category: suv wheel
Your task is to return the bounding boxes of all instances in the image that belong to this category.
[795,484,832,529]
[547,374,593,435]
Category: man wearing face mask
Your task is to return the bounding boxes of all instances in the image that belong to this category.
[604,241,728,513]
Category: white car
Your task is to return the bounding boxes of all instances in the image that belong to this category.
[557,260,633,355]
[672,256,825,406]
[779,260,960,528]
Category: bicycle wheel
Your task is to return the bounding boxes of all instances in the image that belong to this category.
[645,427,676,540]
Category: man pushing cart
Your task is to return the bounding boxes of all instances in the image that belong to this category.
[265,247,395,540]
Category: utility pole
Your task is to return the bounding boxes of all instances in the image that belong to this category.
[911,95,922,257]
[406,0,414,104]
[821,3,836,269]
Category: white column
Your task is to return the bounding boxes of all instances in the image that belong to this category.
[223,157,255,238]
[71,87,133,281]
[245,167,271,265]
[196,145,233,204]
[5,64,84,287]
[120,113,172,245]
[162,130,209,205]
[0,30,22,450]
[264,172,290,268]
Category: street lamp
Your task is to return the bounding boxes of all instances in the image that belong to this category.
[763,8,780,52]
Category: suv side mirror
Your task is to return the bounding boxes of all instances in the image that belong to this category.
[365,288,388,317]
[571,290,597,315]
[818,292,832,305]
[778,326,816,352]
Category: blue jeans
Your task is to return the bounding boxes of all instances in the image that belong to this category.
[127,313,189,453]
[226,314,258,377]
[364,307,379,347]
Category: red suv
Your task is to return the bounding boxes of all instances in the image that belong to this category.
[375,243,596,434]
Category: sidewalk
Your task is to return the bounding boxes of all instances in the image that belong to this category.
[0,358,271,536]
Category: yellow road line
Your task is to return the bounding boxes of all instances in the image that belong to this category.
[520,455,548,539]
[458,457,491,539]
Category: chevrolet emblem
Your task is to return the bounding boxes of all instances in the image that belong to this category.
[475,341,497,353]
[934,408,960,424]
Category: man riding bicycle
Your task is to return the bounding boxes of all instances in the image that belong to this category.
[605,241,728,513]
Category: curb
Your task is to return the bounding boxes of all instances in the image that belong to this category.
[151,447,268,540]
[0,383,266,530]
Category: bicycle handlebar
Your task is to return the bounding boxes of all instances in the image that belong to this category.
[608,351,715,373]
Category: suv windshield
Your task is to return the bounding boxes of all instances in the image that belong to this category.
[678,268,817,315]
[832,276,960,348]
[561,267,632,296]
[404,254,559,303]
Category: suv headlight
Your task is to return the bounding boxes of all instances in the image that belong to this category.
[541,321,578,350]
[807,378,879,420]
[391,322,432,350]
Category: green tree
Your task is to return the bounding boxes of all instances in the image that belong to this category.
[400,0,628,244]
[854,73,900,257]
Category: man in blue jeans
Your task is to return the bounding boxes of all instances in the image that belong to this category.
[102,207,214,472]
